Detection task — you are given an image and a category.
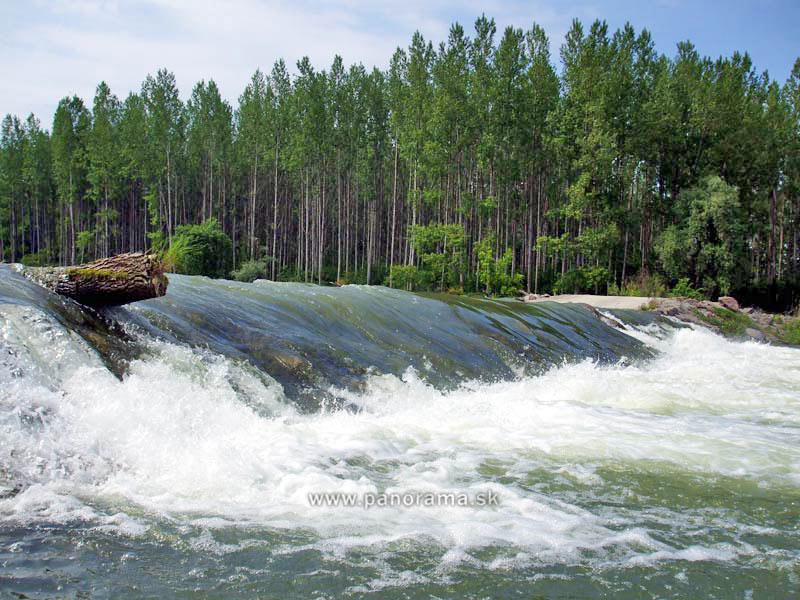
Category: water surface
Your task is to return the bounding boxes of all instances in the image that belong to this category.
[1,269,797,598]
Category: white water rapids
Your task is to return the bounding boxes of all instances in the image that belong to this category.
[1,300,798,583]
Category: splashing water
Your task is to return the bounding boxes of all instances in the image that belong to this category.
[0,268,798,598]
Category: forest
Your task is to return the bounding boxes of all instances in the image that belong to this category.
[2,17,799,306]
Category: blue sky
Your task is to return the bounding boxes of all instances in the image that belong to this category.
[2,0,798,126]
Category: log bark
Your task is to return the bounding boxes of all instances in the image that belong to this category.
[20,253,168,307]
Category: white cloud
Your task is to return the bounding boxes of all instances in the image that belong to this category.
[1,0,581,124]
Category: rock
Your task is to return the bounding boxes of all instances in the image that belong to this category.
[752,312,773,327]
[698,300,717,311]
[654,298,682,316]
[742,307,756,315]
[718,296,740,311]
[745,328,766,341]
[520,293,551,302]
[588,306,624,329]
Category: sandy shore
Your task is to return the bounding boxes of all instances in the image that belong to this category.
[526,294,663,310]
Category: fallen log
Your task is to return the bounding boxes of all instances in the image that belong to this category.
[20,253,168,307]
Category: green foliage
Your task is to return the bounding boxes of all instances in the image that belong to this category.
[76,230,94,262]
[231,260,266,282]
[475,236,523,296]
[635,274,669,298]
[554,268,585,295]
[19,250,53,267]
[694,306,752,336]
[554,266,610,295]
[390,224,466,292]
[608,273,668,297]
[66,267,130,280]
[147,231,168,255]
[656,176,744,297]
[387,265,421,290]
[778,318,800,345]
[670,277,704,300]
[577,224,618,261]
[1,20,799,309]
[164,218,232,278]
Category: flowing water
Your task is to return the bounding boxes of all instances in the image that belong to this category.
[0,267,798,598]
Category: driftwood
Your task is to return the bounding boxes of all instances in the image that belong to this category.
[20,253,168,307]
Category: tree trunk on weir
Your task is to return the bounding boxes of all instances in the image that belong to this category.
[20,253,168,307]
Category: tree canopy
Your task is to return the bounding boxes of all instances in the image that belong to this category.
[1,17,799,306]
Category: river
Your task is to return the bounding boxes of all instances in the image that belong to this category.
[1,269,798,598]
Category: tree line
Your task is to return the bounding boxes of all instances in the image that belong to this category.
[2,17,799,304]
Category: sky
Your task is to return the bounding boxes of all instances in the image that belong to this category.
[1,0,798,126]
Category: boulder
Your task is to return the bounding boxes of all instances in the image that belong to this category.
[718,296,740,312]
[745,328,766,341]
[655,298,682,316]
[752,312,774,327]
[520,293,551,302]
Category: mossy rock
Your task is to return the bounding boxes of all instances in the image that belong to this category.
[693,306,753,337]
[776,318,800,345]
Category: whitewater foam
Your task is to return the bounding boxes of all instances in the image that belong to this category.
[1,302,799,575]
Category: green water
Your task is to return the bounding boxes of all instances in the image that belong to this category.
[0,270,798,598]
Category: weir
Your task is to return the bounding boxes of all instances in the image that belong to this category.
[1,268,798,598]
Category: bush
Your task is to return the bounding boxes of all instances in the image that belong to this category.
[610,273,668,297]
[232,260,266,282]
[655,176,744,296]
[670,277,704,300]
[387,265,421,290]
[554,266,609,295]
[777,308,800,345]
[780,319,800,345]
[409,224,466,291]
[19,249,53,267]
[695,306,752,336]
[475,237,523,296]
[147,231,168,255]
[554,268,586,295]
[164,218,232,278]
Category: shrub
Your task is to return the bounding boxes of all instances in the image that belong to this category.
[655,176,744,296]
[387,265,421,290]
[164,218,232,278]
[695,306,752,336]
[232,260,266,282]
[19,249,53,267]
[670,277,704,300]
[554,268,586,295]
[609,273,670,297]
[778,315,800,345]
[409,224,466,291]
[554,266,609,295]
[475,237,523,296]
[76,230,94,262]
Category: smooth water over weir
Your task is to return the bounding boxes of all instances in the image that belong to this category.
[1,268,798,598]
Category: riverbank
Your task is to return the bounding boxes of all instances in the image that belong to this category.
[521,293,800,344]
[520,294,664,310]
